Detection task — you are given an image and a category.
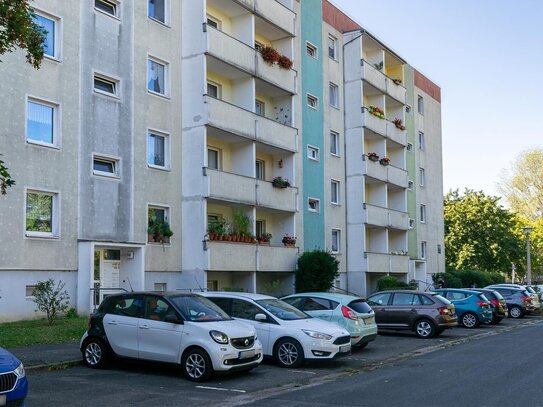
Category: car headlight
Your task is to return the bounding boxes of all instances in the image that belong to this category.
[14,362,25,379]
[302,329,333,340]
[209,330,229,344]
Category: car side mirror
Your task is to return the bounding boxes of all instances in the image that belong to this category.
[255,313,267,322]
[164,314,181,324]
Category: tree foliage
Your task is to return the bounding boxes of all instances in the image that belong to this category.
[444,189,524,275]
[433,270,505,289]
[32,279,70,324]
[0,0,45,68]
[295,250,339,293]
[0,155,15,194]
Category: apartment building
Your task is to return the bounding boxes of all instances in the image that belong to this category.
[0,0,443,321]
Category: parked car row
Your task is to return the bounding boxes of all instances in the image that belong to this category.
[78,284,539,382]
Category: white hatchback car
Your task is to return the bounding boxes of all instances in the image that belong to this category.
[80,292,263,382]
[199,292,351,368]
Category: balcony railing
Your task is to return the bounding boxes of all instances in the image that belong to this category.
[361,60,406,103]
[364,158,408,188]
[362,108,386,136]
[365,252,409,273]
[257,245,298,271]
[386,121,407,146]
[254,0,295,36]
[256,53,296,94]
[207,27,256,75]
[256,178,297,212]
[364,203,408,230]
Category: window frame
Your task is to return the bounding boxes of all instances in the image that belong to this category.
[331,229,340,253]
[306,93,319,110]
[147,204,171,243]
[408,218,415,229]
[206,14,221,30]
[330,179,340,205]
[207,81,222,99]
[93,72,120,98]
[417,95,424,115]
[26,96,60,149]
[418,131,425,150]
[24,188,60,238]
[421,241,427,259]
[307,145,319,161]
[92,153,121,179]
[419,167,425,187]
[147,55,170,98]
[147,129,170,170]
[408,180,414,191]
[255,159,265,180]
[94,0,120,19]
[420,204,426,223]
[255,99,265,116]
[330,131,339,156]
[328,35,337,60]
[306,41,318,59]
[308,198,320,213]
[33,9,61,61]
[207,147,221,170]
[407,142,413,152]
[148,0,169,26]
[329,82,339,108]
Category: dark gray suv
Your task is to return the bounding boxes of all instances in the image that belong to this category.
[485,286,535,318]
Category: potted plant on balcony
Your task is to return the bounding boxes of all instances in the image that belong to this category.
[379,157,391,166]
[272,176,290,188]
[392,78,402,85]
[277,55,293,70]
[148,219,173,244]
[260,45,281,65]
[258,232,272,246]
[207,218,227,241]
[374,61,383,71]
[392,118,406,130]
[282,234,296,247]
[233,211,251,243]
[367,152,380,162]
[368,105,385,119]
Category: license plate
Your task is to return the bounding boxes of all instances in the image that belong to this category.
[239,349,255,359]
[0,394,5,407]
[363,317,375,325]
[339,345,350,353]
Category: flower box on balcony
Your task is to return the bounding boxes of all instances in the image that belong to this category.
[379,157,390,166]
[272,176,291,188]
[368,105,385,119]
[282,234,296,247]
[367,152,379,162]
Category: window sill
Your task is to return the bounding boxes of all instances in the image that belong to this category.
[26,140,60,150]
[93,171,120,179]
[329,104,340,110]
[43,54,62,64]
[148,16,171,28]
[148,164,171,172]
[331,202,341,206]
[147,90,171,100]
[25,232,59,239]
[330,153,340,158]
[93,89,120,100]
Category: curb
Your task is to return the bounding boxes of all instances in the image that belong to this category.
[25,359,82,372]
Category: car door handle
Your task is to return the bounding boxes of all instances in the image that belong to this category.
[107,321,118,325]
[139,325,150,330]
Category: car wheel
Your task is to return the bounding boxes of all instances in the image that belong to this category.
[274,338,304,368]
[461,312,479,328]
[82,338,108,369]
[414,319,436,338]
[509,305,524,319]
[182,348,213,382]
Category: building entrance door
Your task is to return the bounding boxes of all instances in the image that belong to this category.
[93,249,121,306]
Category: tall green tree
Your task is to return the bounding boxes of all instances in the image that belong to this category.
[444,189,524,276]
[498,148,543,221]
[295,250,339,293]
[1,0,46,195]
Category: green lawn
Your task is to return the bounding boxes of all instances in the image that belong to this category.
[0,317,88,349]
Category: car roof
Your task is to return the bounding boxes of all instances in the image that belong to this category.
[435,288,483,295]
[198,291,275,301]
[283,292,364,302]
[369,290,433,295]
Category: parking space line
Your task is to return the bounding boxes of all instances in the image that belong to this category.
[195,386,246,393]
[287,370,316,375]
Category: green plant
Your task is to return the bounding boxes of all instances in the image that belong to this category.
[208,218,227,239]
[272,176,290,188]
[32,279,70,325]
[233,211,251,237]
[368,105,385,119]
[65,307,78,319]
[282,234,296,245]
[376,276,417,292]
[295,250,339,293]
[0,154,15,195]
[148,219,173,243]
[258,232,272,243]
[262,279,282,295]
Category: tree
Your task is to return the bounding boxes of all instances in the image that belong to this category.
[0,0,45,68]
[295,250,339,293]
[498,148,543,221]
[0,155,15,194]
[32,279,70,324]
[444,189,524,276]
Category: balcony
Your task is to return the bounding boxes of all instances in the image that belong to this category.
[208,241,257,271]
[362,61,386,93]
[386,122,407,146]
[364,160,408,188]
[258,245,297,271]
[207,27,255,76]
[364,203,408,230]
[365,252,409,273]
[207,170,256,205]
[254,0,295,36]
[363,109,386,136]
[256,53,296,94]
[206,96,297,152]
[386,78,406,104]
[257,179,297,212]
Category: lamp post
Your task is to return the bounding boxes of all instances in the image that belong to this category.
[522,227,533,285]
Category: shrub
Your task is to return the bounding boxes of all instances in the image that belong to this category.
[433,270,505,289]
[295,250,339,293]
[33,279,70,324]
[66,307,78,319]
[376,276,417,292]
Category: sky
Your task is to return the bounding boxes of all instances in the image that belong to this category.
[333,0,543,197]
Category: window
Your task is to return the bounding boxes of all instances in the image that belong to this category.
[33,13,57,59]
[417,95,424,114]
[255,160,265,180]
[94,74,118,96]
[329,82,339,108]
[421,241,427,259]
[304,297,330,311]
[367,292,391,306]
[306,41,317,58]
[25,190,58,237]
[256,220,266,238]
[307,145,319,161]
[207,147,220,170]
[93,155,119,177]
[95,0,118,17]
[408,180,414,190]
[148,0,167,24]
[207,81,221,99]
[27,99,57,146]
[206,15,221,29]
[419,168,425,186]
[409,218,415,229]
[420,204,426,223]
[255,100,265,116]
[231,299,263,321]
[418,131,425,150]
[392,293,421,306]
[308,198,320,212]
[25,285,37,297]
[148,131,169,168]
[145,296,174,321]
[331,229,340,253]
[406,105,412,114]
[331,180,340,204]
[148,58,168,96]
[306,93,318,110]
[148,206,169,243]
[330,131,339,155]
[407,142,413,151]
[437,244,442,254]
[328,35,337,59]
[154,283,167,291]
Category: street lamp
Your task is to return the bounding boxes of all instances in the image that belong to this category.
[522,227,533,285]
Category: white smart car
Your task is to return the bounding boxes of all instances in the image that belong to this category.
[198,292,351,368]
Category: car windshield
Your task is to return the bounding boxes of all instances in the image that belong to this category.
[256,298,309,321]
[525,287,536,294]
[169,295,231,322]
[348,299,373,313]
[478,294,489,302]
[432,294,451,305]
[491,291,504,300]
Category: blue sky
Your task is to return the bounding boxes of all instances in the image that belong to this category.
[333,0,543,197]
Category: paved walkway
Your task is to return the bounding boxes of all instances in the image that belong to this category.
[8,341,82,370]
